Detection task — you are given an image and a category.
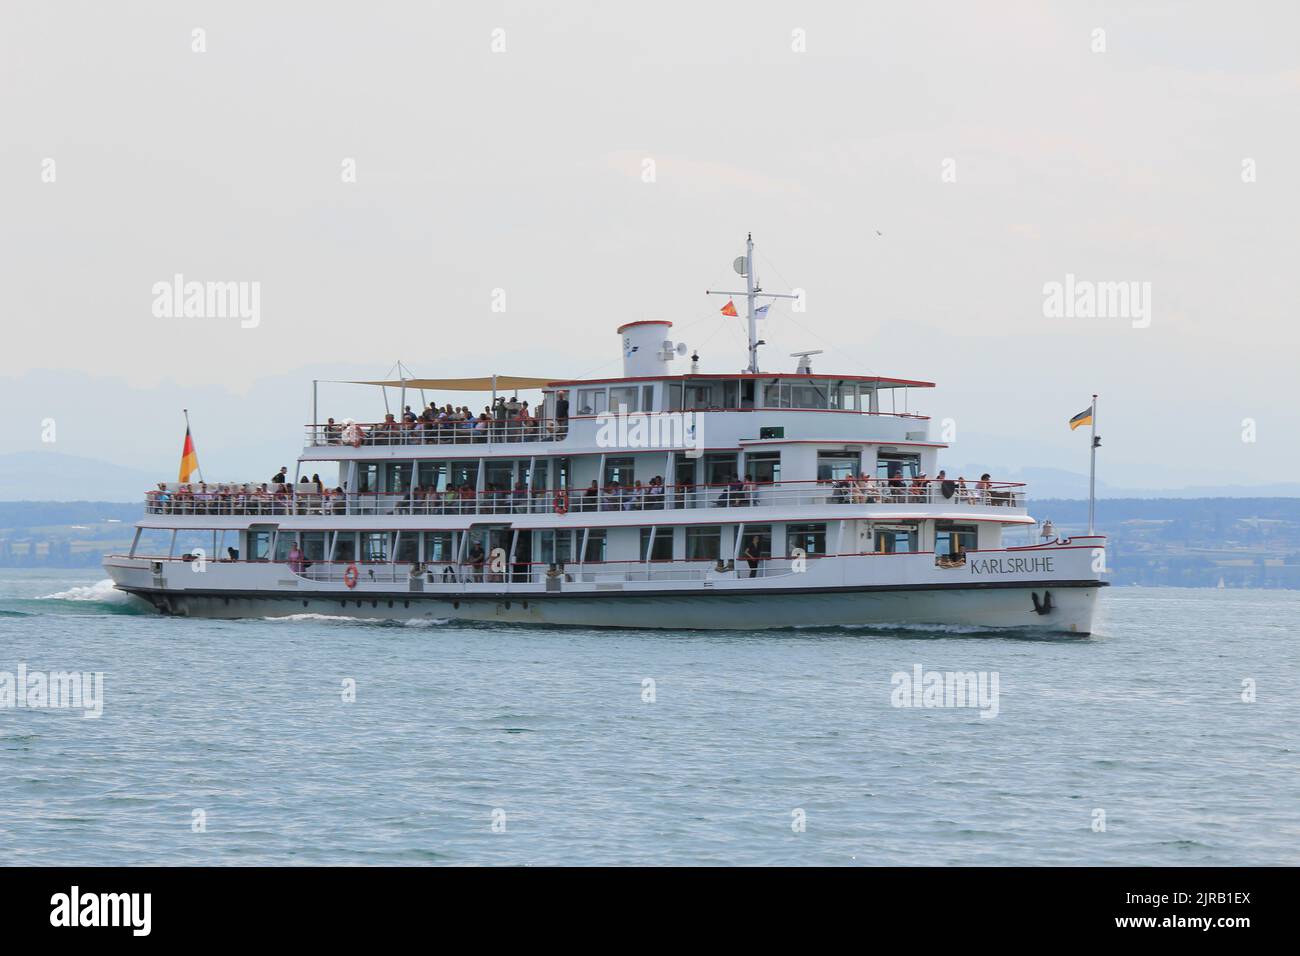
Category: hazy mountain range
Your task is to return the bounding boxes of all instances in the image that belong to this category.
[2,449,1297,504]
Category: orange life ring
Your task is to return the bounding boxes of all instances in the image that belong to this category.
[343,564,359,589]
[554,489,569,515]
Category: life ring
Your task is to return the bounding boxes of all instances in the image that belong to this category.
[554,489,569,515]
[343,564,359,589]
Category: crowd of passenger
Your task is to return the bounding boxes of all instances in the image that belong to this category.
[828,471,1012,505]
[320,393,570,446]
[147,469,1016,516]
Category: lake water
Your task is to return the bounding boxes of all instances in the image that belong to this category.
[1,569,1296,865]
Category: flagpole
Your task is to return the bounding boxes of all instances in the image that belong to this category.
[1087,394,1097,535]
[184,408,204,483]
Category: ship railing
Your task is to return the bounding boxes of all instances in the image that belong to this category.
[305,419,565,447]
[141,478,1027,517]
[289,557,803,587]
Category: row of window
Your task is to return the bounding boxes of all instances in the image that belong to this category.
[573,380,891,413]
[351,451,932,496]
[250,521,979,564]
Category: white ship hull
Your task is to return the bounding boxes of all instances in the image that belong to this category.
[105,542,1105,634]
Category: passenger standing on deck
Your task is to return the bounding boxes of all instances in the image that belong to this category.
[742,536,762,579]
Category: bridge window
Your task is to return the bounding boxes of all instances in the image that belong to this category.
[577,388,607,415]
[609,386,639,412]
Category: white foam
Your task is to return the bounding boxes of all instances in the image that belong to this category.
[262,613,366,624]
[262,612,451,627]
[37,579,128,603]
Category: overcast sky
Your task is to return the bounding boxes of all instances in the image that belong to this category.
[2,1,1297,492]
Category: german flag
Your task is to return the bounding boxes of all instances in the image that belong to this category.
[179,425,199,482]
[720,298,738,317]
[1069,407,1093,431]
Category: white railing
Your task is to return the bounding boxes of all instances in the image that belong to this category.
[143,479,1027,517]
[306,419,565,447]
[290,558,799,587]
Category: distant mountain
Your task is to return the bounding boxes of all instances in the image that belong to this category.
[957,464,1300,500]
[0,451,158,503]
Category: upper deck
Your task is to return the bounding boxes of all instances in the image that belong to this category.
[301,372,936,461]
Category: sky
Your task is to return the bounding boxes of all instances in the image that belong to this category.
[2,1,1298,496]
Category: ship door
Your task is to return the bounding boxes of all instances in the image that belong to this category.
[467,523,512,581]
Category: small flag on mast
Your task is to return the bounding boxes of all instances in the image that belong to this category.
[720,299,738,317]
[179,424,199,482]
[1068,407,1093,431]
[754,303,770,318]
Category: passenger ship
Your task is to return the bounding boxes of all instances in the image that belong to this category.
[105,236,1107,633]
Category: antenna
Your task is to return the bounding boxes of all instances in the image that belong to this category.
[705,233,800,373]
[790,349,824,374]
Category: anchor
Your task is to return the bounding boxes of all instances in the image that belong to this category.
[1031,591,1054,615]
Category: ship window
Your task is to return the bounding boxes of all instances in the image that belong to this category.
[274,534,296,562]
[248,529,272,561]
[418,461,448,492]
[334,533,357,562]
[301,532,328,562]
[817,452,859,481]
[604,457,634,486]
[423,532,454,563]
[539,530,573,565]
[935,522,978,557]
[790,384,828,409]
[685,382,717,409]
[874,523,919,554]
[642,385,655,411]
[357,462,379,493]
[721,380,739,409]
[703,453,738,486]
[582,529,606,562]
[686,525,722,560]
[485,460,514,491]
[640,527,673,562]
[667,383,684,410]
[363,532,390,562]
[787,522,827,556]
[384,461,412,494]
[395,533,418,564]
[747,453,781,484]
[577,388,607,416]
[762,382,786,407]
[877,454,921,481]
[448,460,478,490]
[609,386,638,413]
[830,381,858,411]
[740,525,772,559]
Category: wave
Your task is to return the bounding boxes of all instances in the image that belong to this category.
[261,613,450,627]
[36,579,129,603]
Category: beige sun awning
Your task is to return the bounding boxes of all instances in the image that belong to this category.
[340,376,559,391]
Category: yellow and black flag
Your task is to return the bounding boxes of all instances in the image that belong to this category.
[1068,407,1093,431]
[179,425,199,482]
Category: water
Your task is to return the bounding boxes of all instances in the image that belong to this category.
[1,568,1297,866]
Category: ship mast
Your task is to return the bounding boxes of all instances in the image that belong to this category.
[706,233,799,373]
